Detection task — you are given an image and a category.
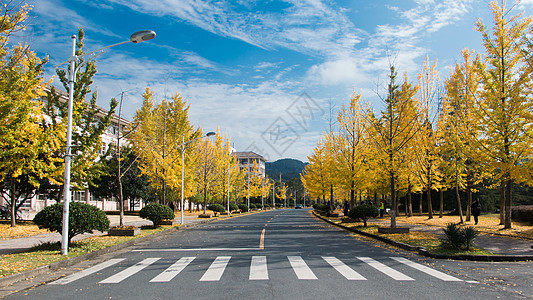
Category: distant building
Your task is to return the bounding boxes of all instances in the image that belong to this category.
[232,151,267,178]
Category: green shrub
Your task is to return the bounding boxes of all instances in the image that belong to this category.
[348,204,378,227]
[238,204,249,212]
[33,202,109,245]
[461,226,478,251]
[441,223,480,251]
[207,204,226,216]
[264,204,270,208]
[249,203,257,210]
[229,203,239,212]
[139,203,175,227]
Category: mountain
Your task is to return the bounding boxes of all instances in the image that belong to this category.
[265,158,308,181]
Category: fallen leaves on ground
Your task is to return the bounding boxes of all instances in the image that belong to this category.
[0,223,49,240]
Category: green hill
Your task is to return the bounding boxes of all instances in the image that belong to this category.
[265,158,307,181]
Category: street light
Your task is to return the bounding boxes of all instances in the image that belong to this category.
[180,132,216,225]
[57,30,156,255]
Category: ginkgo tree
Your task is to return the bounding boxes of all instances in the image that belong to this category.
[365,66,420,228]
[128,88,200,204]
[0,2,62,227]
[410,56,441,219]
[463,0,533,229]
[45,28,118,198]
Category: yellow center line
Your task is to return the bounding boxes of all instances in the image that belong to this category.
[260,228,266,250]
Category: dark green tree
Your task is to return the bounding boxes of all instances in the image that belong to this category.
[348,204,379,227]
[44,28,118,199]
[33,202,109,245]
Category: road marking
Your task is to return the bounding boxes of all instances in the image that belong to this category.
[133,248,260,252]
[99,258,160,284]
[260,228,266,250]
[288,256,318,280]
[200,256,231,282]
[391,257,462,282]
[357,257,414,281]
[322,257,366,280]
[249,256,269,280]
[50,258,125,285]
[149,257,196,282]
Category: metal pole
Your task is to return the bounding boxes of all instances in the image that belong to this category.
[272,181,275,209]
[247,157,250,212]
[61,35,76,255]
[227,163,230,216]
[181,134,185,225]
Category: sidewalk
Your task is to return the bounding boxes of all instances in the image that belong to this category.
[0,214,203,256]
[368,218,533,256]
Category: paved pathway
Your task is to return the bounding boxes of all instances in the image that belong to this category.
[0,215,203,256]
[369,218,533,256]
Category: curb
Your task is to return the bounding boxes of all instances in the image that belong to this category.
[0,218,214,289]
[313,211,533,262]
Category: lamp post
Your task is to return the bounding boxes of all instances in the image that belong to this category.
[180,132,216,224]
[57,30,156,255]
[226,150,239,216]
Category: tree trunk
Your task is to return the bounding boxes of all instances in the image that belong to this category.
[504,178,512,229]
[390,169,396,228]
[439,189,443,218]
[419,191,423,216]
[407,188,413,217]
[427,187,433,219]
[499,182,505,225]
[10,179,16,227]
[455,181,464,224]
[466,185,472,222]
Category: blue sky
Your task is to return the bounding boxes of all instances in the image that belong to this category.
[24,0,533,162]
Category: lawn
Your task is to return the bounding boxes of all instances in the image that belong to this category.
[0,225,173,278]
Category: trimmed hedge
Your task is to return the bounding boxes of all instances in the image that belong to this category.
[238,204,249,212]
[208,204,226,216]
[511,205,533,224]
[229,203,239,212]
[33,202,110,245]
[348,204,379,227]
[139,203,175,227]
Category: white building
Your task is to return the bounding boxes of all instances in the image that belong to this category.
[232,151,267,178]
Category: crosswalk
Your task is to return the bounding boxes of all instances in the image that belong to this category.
[50,256,463,285]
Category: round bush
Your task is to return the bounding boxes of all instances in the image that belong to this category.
[208,203,226,216]
[33,202,109,245]
[139,203,175,227]
[229,203,239,212]
[238,204,249,212]
[348,204,379,227]
[249,203,257,210]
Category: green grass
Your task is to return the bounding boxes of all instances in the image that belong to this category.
[0,226,173,278]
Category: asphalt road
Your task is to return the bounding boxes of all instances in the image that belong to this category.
[6,209,533,299]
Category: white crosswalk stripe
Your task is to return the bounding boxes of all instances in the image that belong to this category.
[249,256,269,280]
[55,256,465,284]
[322,257,366,280]
[150,257,196,282]
[200,256,231,282]
[357,257,415,281]
[51,258,125,285]
[288,256,318,280]
[99,257,160,284]
[391,257,462,282]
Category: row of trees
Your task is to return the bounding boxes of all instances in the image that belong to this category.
[303,0,533,229]
[0,2,285,228]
